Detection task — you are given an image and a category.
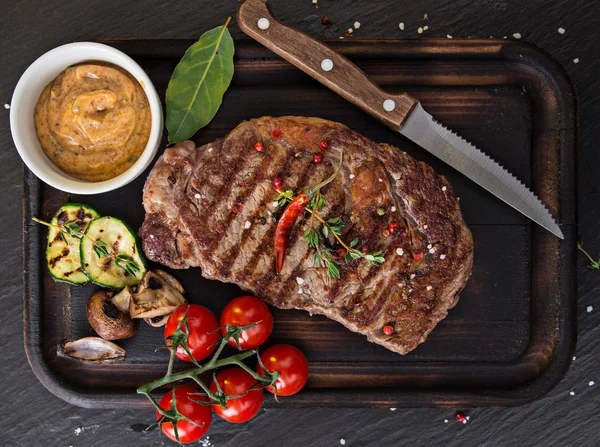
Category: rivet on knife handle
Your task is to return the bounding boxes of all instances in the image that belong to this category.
[237,0,418,129]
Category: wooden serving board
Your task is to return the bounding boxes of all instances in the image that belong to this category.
[23,39,577,408]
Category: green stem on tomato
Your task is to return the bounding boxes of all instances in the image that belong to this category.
[137,349,257,402]
[233,359,268,382]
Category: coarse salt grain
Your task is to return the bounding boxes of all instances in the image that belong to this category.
[340,439,346,445]
[423,25,429,31]
[390,408,397,411]
[426,285,433,290]
[410,274,415,279]
[569,391,575,396]
[589,381,595,386]
[587,305,593,312]
[149,234,154,239]
[466,416,470,420]
[440,254,446,260]
[427,244,432,249]
[444,419,449,423]
[244,221,251,229]
[208,147,213,152]
[442,186,447,191]
[396,248,404,256]
[573,356,576,361]
[513,33,522,39]
[296,277,305,285]
[349,173,355,179]
[347,28,353,34]
[447,34,453,39]
[195,193,201,199]
[3,104,9,109]
[558,27,565,34]
[399,22,405,31]
[378,178,383,182]
[298,288,303,294]
[354,22,361,29]
[272,201,279,207]
[429,248,435,254]
[418,27,423,34]
[391,206,397,212]
[574,58,580,63]
[423,225,428,229]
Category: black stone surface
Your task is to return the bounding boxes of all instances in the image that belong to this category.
[1,1,598,446]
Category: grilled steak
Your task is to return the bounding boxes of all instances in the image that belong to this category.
[141,117,473,354]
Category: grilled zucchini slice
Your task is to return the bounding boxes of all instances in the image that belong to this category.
[80,216,147,289]
[46,203,100,284]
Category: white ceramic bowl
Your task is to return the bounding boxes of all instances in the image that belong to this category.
[10,42,163,194]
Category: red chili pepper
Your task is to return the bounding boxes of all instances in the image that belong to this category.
[254,142,265,152]
[216,223,225,234]
[412,252,424,260]
[272,128,283,139]
[319,140,329,150]
[455,411,466,423]
[275,194,311,274]
[231,202,243,213]
[313,153,323,164]
[273,176,283,190]
[274,153,345,274]
[383,325,394,336]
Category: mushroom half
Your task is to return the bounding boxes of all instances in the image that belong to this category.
[112,270,187,326]
[87,290,138,340]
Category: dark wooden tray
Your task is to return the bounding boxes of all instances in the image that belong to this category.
[23,39,577,408]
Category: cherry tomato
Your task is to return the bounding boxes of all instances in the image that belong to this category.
[256,344,309,396]
[164,305,220,362]
[209,367,264,423]
[220,296,273,350]
[156,386,212,444]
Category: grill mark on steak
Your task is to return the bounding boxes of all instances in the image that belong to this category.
[141,116,474,355]
[229,148,309,279]
[244,156,299,280]
[212,160,278,277]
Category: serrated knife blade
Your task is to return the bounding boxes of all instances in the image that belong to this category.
[400,103,563,239]
[238,0,563,239]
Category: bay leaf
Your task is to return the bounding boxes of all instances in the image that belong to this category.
[166,19,234,144]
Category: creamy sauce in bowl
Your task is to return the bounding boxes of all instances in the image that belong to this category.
[34,63,151,182]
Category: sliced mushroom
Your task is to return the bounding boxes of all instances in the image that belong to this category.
[112,270,187,326]
[111,286,133,313]
[63,337,126,361]
[87,290,138,340]
[144,315,171,327]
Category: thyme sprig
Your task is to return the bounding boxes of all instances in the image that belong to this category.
[138,313,280,444]
[275,190,385,279]
[577,239,600,269]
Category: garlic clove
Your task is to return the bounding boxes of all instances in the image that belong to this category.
[62,337,126,361]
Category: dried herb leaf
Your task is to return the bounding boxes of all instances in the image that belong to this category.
[166,18,234,143]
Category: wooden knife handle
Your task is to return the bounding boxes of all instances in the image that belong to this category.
[237,0,418,129]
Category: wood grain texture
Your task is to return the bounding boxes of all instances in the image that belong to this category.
[1,0,598,446]
[238,0,418,129]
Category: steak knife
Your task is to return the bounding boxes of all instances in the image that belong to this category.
[237,0,563,239]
